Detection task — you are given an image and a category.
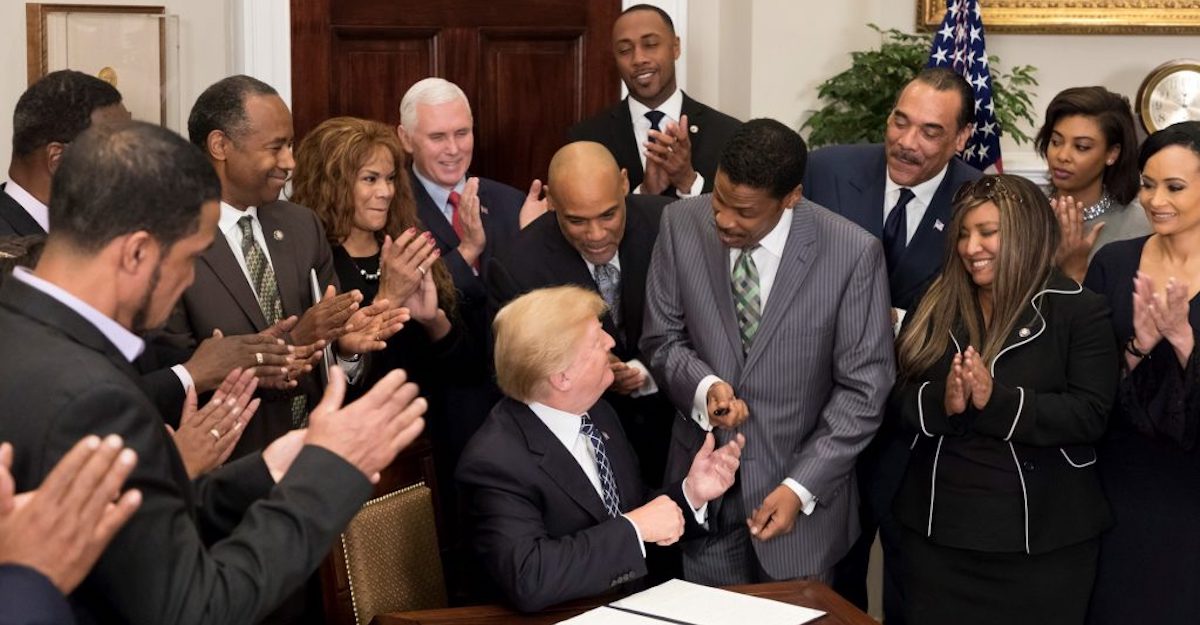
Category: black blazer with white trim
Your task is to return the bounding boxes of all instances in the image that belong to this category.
[892,271,1119,554]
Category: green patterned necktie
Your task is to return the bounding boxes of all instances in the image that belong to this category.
[731,246,761,353]
[237,215,307,426]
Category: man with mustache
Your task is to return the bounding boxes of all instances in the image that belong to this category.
[802,67,982,623]
[568,4,740,197]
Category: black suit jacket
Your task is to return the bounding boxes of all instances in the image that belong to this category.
[456,397,697,612]
[568,93,741,196]
[892,272,1117,554]
[803,144,982,310]
[0,564,73,625]
[163,200,338,457]
[486,195,675,485]
[0,183,45,237]
[0,278,372,625]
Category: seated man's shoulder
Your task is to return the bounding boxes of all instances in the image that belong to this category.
[808,143,882,167]
[479,177,526,211]
[456,403,533,480]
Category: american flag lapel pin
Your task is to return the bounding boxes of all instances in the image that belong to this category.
[601,430,610,441]
[934,219,945,232]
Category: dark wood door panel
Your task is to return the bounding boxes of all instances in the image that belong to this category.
[330,0,589,26]
[331,28,437,126]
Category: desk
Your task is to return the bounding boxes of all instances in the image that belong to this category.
[373,581,878,625]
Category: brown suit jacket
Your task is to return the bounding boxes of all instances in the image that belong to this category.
[164,200,339,457]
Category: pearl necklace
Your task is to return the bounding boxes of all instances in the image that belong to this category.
[356,266,380,282]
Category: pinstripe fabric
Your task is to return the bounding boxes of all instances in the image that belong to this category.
[641,196,896,581]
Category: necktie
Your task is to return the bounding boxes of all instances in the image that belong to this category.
[447,190,479,271]
[237,216,307,426]
[593,263,622,333]
[882,188,915,273]
[580,413,621,518]
[731,247,761,354]
[644,110,666,138]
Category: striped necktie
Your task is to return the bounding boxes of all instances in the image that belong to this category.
[731,247,761,353]
[580,413,621,518]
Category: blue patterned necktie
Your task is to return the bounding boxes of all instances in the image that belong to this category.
[882,188,915,273]
[644,110,666,136]
[580,413,621,518]
[593,263,622,331]
[731,246,761,353]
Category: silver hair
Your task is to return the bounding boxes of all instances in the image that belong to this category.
[399,77,472,131]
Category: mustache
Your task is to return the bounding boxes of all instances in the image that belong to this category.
[889,148,922,166]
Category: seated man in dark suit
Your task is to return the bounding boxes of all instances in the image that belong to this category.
[568,4,740,197]
[488,141,673,487]
[801,67,982,621]
[0,120,426,625]
[457,286,743,612]
[0,436,141,625]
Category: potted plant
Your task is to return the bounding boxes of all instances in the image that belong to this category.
[802,24,1038,148]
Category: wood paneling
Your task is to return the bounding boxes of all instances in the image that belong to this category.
[290,0,621,189]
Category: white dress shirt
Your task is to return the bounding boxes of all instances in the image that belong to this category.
[582,253,657,398]
[3,180,49,232]
[686,208,818,516]
[528,401,707,557]
[13,267,145,362]
[883,164,949,245]
[628,89,704,198]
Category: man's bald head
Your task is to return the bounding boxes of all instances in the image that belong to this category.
[549,142,629,266]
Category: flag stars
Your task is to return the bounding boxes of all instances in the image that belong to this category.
[932,47,949,64]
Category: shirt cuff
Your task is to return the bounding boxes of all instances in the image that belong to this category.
[171,364,195,392]
[626,358,659,398]
[893,307,907,337]
[677,172,705,198]
[621,514,648,558]
[691,375,723,431]
[680,477,709,525]
[782,478,818,516]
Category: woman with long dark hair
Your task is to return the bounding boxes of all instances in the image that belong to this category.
[892,174,1118,625]
[1084,121,1200,625]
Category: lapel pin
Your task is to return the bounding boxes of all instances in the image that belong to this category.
[934,219,945,231]
[601,431,610,441]
[689,124,699,134]
[1018,327,1031,338]
[273,230,284,241]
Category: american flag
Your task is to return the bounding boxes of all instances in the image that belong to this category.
[926,0,1002,172]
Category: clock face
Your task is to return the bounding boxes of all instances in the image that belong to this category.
[1149,71,1200,129]
[1139,61,1200,133]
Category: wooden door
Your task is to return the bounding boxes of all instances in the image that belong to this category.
[290,0,622,189]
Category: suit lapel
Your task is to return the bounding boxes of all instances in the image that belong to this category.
[680,93,707,167]
[0,184,47,236]
[744,204,817,375]
[200,235,270,331]
[892,162,964,301]
[612,100,645,188]
[411,170,461,251]
[617,202,654,349]
[512,400,611,523]
[844,148,888,238]
[258,205,304,317]
[590,402,642,512]
[702,215,744,361]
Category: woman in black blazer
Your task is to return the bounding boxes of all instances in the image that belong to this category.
[891,174,1119,625]
[1084,122,1200,625]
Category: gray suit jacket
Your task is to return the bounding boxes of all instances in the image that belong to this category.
[641,196,896,578]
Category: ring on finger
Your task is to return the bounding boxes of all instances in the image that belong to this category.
[418,265,427,276]
[208,428,221,441]
[255,352,264,365]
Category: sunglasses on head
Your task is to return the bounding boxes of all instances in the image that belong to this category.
[952,175,1015,206]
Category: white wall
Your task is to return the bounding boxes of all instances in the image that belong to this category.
[684,0,1200,173]
[0,0,233,175]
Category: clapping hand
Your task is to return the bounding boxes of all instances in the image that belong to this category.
[336,299,409,356]
[961,347,993,410]
[379,229,437,305]
[1145,274,1194,366]
[519,179,549,229]
[457,177,487,266]
[1052,195,1104,283]
[944,352,969,415]
[292,286,363,346]
[645,114,698,193]
[260,316,324,389]
[170,368,260,478]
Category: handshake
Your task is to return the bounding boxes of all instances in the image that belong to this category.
[624,432,745,545]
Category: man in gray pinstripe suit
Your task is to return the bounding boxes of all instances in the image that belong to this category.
[641,118,896,584]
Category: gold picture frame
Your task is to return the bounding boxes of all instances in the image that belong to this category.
[917,1,1200,35]
[26,4,172,125]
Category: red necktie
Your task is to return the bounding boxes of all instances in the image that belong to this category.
[447,191,479,270]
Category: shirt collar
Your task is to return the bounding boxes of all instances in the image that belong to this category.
[628,88,684,126]
[12,267,145,362]
[583,252,622,277]
[4,180,49,231]
[885,162,950,209]
[528,401,584,450]
[219,201,259,238]
[755,207,793,258]
[411,167,466,212]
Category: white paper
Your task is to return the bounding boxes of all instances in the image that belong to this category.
[556,606,663,624]
[608,579,825,625]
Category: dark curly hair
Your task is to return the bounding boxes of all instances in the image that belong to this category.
[187,75,278,152]
[717,118,806,199]
[12,70,122,156]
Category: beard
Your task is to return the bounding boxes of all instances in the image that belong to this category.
[131,263,162,335]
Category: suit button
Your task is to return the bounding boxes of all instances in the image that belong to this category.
[1022,461,1035,471]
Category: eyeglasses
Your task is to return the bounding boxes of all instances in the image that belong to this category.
[952,175,1015,206]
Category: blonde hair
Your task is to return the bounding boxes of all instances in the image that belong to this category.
[897,174,1059,379]
[493,286,607,403]
[291,116,456,312]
